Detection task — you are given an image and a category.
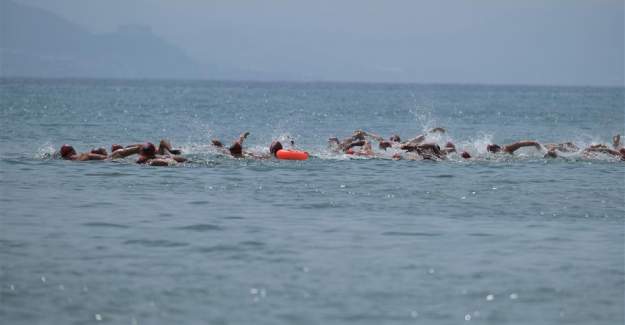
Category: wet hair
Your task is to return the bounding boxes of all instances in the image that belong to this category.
[487,144,501,153]
[379,141,392,150]
[211,139,224,147]
[111,144,123,152]
[59,144,76,158]
[140,142,156,157]
[269,141,283,156]
[620,148,625,156]
[389,135,401,142]
[461,151,471,159]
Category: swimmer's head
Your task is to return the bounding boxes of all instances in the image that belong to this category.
[91,147,107,156]
[389,135,401,143]
[59,144,76,158]
[140,142,156,157]
[379,141,392,150]
[229,142,242,157]
[461,151,471,159]
[111,144,123,152]
[445,142,455,149]
[269,141,283,157]
[328,137,339,145]
[487,144,501,153]
[211,139,224,147]
[352,130,366,140]
[544,149,558,159]
[619,148,625,156]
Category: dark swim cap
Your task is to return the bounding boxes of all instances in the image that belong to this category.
[487,144,501,153]
[269,141,283,156]
[389,135,401,142]
[229,142,242,156]
[60,144,76,158]
[140,142,156,156]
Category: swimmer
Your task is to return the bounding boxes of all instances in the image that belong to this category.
[269,140,283,157]
[113,139,181,159]
[400,142,445,160]
[136,142,186,166]
[486,140,542,155]
[328,129,383,152]
[613,134,622,149]
[346,140,375,157]
[582,146,625,161]
[211,132,250,158]
[58,144,107,161]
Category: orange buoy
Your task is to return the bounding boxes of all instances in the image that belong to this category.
[276,149,309,160]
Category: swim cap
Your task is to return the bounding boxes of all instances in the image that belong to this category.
[269,141,283,156]
[140,142,156,157]
[60,144,76,158]
[229,142,243,156]
[461,151,471,159]
[389,135,401,142]
[487,144,501,153]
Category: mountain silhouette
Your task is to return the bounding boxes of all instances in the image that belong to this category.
[0,0,200,79]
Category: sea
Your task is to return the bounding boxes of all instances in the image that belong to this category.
[0,79,623,325]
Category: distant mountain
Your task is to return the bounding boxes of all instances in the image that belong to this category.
[0,0,201,79]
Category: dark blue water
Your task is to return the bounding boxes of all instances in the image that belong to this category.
[1,79,623,324]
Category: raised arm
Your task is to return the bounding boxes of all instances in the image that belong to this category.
[402,134,426,146]
[503,141,541,154]
[111,146,141,159]
[238,132,250,144]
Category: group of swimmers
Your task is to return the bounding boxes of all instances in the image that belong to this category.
[57,129,625,166]
[328,128,625,161]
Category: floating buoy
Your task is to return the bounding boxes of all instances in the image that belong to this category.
[276,149,309,160]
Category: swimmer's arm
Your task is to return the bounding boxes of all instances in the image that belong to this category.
[503,141,541,154]
[403,134,426,146]
[78,153,107,161]
[584,147,622,157]
[344,140,366,151]
[111,146,140,159]
[238,132,250,144]
[171,156,187,163]
[148,159,170,166]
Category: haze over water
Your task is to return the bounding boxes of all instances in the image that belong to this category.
[0,79,623,324]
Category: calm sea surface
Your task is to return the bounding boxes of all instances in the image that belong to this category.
[0,79,623,325]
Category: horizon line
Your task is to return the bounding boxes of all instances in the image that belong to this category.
[1,75,623,90]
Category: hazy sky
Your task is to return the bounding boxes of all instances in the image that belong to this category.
[13,0,625,86]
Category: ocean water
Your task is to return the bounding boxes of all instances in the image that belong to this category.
[0,79,623,325]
